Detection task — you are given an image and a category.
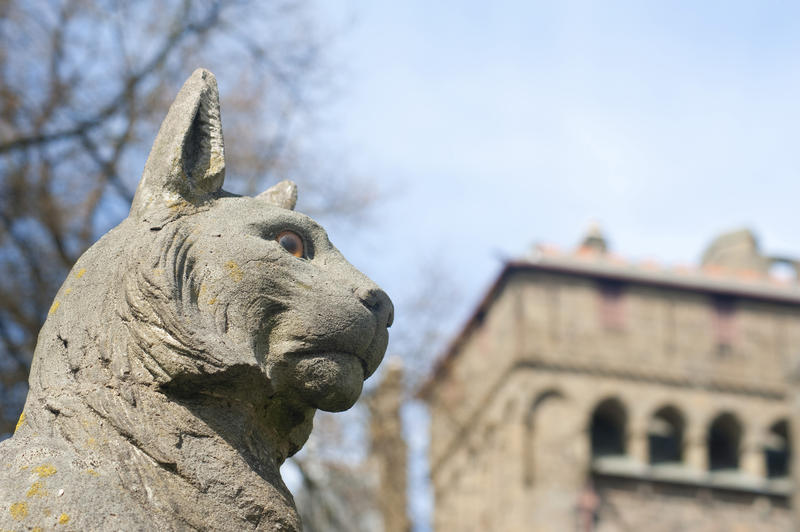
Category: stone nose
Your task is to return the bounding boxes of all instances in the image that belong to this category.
[356,286,394,328]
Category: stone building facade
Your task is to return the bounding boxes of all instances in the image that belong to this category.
[421,229,800,531]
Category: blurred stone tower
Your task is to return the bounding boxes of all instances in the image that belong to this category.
[421,228,800,531]
[369,358,410,532]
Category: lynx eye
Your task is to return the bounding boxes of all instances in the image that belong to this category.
[276,231,304,258]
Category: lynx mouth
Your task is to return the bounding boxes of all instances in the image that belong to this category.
[324,352,368,378]
[290,350,369,379]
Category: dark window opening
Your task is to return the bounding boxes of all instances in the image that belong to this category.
[709,413,741,471]
[765,420,790,479]
[648,406,684,465]
[712,296,737,353]
[590,398,627,458]
[598,281,626,330]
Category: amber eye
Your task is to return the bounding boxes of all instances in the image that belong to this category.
[276,231,304,258]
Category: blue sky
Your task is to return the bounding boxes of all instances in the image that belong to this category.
[319,1,800,299]
[299,2,800,529]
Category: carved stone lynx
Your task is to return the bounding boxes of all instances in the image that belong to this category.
[0,69,392,531]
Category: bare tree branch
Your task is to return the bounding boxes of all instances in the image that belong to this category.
[0,0,371,439]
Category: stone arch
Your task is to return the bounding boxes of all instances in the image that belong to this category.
[589,397,628,459]
[523,388,565,486]
[765,419,790,479]
[708,412,742,471]
[648,405,685,465]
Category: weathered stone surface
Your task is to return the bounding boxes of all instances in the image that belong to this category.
[0,68,392,531]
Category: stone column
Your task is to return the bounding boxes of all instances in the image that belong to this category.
[685,427,708,472]
[628,417,649,465]
[741,431,766,478]
[368,359,410,532]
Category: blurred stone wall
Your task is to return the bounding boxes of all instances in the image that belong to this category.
[424,233,800,531]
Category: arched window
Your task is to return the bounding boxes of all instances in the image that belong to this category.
[590,398,627,458]
[648,406,684,465]
[524,390,564,485]
[708,413,742,471]
[765,420,790,479]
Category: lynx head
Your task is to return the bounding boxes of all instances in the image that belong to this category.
[113,69,392,414]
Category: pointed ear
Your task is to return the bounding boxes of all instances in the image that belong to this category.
[257,180,297,210]
[130,68,225,221]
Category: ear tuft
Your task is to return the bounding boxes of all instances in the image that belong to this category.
[257,180,298,210]
[130,68,226,221]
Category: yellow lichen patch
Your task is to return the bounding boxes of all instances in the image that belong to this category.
[207,297,217,306]
[58,513,70,525]
[9,501,28,520]
[26,481,47,498]
[75,268,86,279]
[48,301,60,315]
[85,469,99,476]
[224,261,244,282]
[33,464,56,478]
[33,528,43,532]
[64,287,72,295]
[86,437,97,448]
[14,412,25,433]
[167,198,190,212]
[209,153,224,174]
